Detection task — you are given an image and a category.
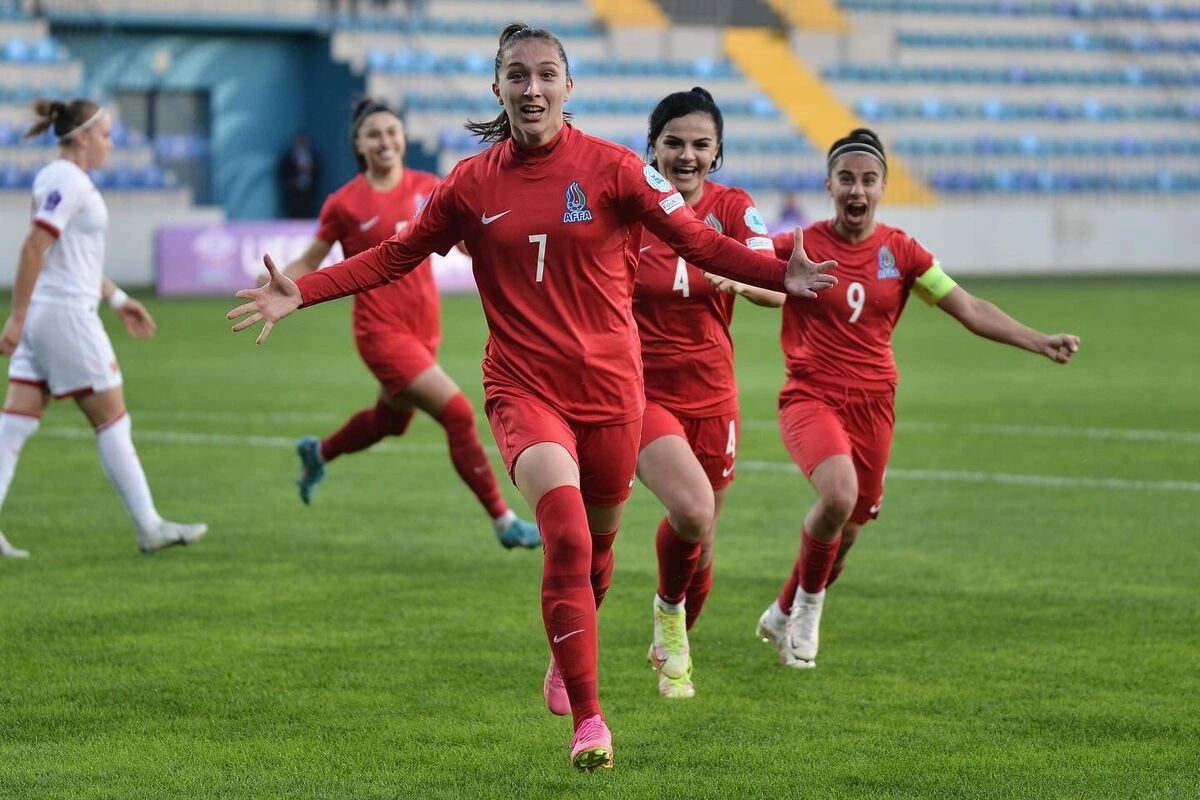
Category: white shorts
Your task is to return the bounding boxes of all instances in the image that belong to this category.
[8,302,122,398]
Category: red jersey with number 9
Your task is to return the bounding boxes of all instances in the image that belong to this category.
[297,124,789,425]
[773,220,936,391]
[634,181,775,417]
[315,170,441,347]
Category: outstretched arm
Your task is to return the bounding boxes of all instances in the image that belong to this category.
[702,272,786,307]
[282,238,333,281]
[937,286,1080,363]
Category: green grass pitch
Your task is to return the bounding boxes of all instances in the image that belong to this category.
[0,277,1196,799]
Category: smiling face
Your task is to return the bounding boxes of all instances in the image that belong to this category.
[827,152,886,242]
[355,110,406,175]
[652,111,718,206]
[492,37,572,149]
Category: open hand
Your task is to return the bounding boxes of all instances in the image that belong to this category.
[1041,333,1080,364]
[782,226,837,299]
[226,254,302,345]
[117,299,157,339]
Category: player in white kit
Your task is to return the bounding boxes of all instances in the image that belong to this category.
[0,98,207,558]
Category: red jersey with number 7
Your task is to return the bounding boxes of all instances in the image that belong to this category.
[635,181,775,417]
[773,221,936,391]
[315,170,441,347]
[297,124,789,424]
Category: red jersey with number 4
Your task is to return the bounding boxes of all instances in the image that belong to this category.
[297,124,789,425]
[315,170,441,347]
[773,221,936,391]
[635,181,774,417]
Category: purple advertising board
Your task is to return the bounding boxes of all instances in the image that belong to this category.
[156,221,478,296]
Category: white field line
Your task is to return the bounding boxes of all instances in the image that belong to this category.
[124,411,1200,446]
[38,425,1200,494]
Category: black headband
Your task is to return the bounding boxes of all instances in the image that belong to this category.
[827,141,887,175]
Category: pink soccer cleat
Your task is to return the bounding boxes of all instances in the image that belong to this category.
[543,657,570,716]
[569,714,614,771]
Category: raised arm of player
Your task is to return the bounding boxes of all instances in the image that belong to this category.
[936,287,1080,364]
[619,158,836,298]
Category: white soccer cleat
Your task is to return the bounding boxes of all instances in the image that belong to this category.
[783,588,825,669]
[756,600,788,651]
[138,520,208,553]
[0,531,30,559]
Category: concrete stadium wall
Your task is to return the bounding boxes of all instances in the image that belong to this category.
[0,191,223,288]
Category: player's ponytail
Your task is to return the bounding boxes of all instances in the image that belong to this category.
[465,22,572,144]
[25,98,102,143]
[645,86,726,173]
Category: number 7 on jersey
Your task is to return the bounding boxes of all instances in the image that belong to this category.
[529,233,547,283]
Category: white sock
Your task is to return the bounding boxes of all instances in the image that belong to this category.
[0,412,40,514]
[95,413,161,533]
[492,508,516,533]
[655,595,685,614]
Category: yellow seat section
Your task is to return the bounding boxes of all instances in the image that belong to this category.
[724,28,935,205]
[587,0,668,27]
[764,0,851,32]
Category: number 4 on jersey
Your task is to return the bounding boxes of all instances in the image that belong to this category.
[673,257,690,298]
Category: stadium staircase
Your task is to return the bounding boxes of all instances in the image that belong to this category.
[724,26,935,204]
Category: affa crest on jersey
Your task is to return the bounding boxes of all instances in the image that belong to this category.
[562,181,593,223]
[704,212,724,233]
[43,189,62,211]
[877,245,900,279]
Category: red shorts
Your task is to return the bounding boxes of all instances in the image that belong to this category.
[485,387,640,507]
[778,378,895,524]
[355,331,438,398]
[640,401,740,490]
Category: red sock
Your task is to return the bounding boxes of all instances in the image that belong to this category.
[589,529,617,609]
[537,486,601,727]
[778,530,841,611]
[321,400,413,462]
[436,393,508,519]
[655,517,701,605]
[684,560,713,630]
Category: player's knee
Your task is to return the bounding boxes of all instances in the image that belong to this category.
[667,496,714,540]
[376,401,415,436]
[817,483,857,527]
[435,392,475,435]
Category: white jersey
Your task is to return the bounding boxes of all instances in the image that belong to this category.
[29,159,108,307]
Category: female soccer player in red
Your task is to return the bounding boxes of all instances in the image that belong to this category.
[756,128,1080,669]
[279,99,538,549]
[229,24,835,770]
[635,87,785,700]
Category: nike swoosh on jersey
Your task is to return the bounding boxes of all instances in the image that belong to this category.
[359,215,380,231]
[722,464,735,477]
[552,629,585,644]
[481,210,511,225]
[639,245,653,253]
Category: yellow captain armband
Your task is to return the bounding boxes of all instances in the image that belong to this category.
[913,262,958,306]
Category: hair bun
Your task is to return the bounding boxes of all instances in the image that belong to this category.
[689,86,713,102]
